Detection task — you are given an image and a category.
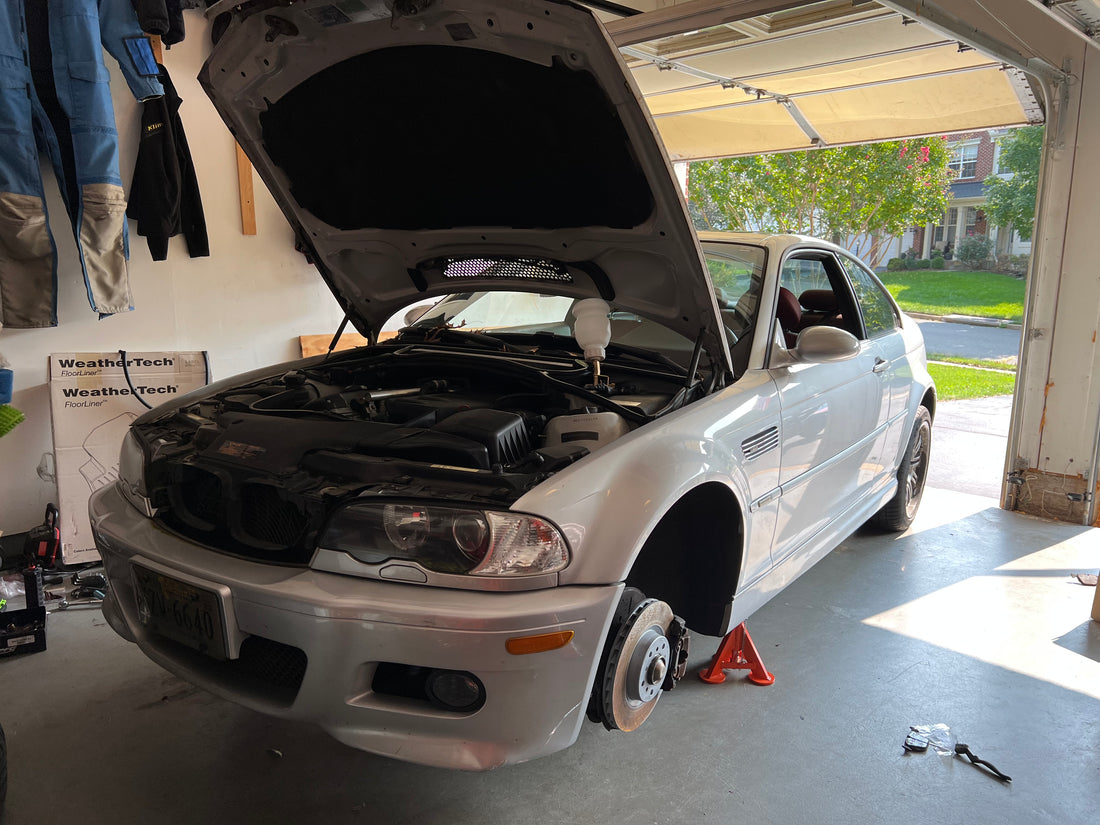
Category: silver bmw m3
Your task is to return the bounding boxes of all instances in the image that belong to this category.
[90,0,935,770]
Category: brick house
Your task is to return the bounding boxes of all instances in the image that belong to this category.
[909,129,1032,260]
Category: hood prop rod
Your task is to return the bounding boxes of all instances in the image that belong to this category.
[325,312,352,360]
[653,330,708,419]
[684,329,705,391]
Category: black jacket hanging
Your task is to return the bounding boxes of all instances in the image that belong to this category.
[127,63,209,261]
[131,1,185,46]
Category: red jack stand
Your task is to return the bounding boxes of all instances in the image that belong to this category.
[698,623,775,685]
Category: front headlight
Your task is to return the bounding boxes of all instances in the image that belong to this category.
[319,502,570,577]
[117,431,155,517]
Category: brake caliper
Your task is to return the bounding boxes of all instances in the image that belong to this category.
[662,614,689,690]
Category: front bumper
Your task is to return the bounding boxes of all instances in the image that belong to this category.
[90,483,621,770]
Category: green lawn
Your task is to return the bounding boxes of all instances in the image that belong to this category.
[879,270,1026,322]
[927,361,1016,401]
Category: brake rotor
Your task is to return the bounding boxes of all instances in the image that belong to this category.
[601,598,674,732]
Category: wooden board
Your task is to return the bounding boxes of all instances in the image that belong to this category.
[299,333,369,358]
[236,143,257,235]
[299,331,399,358]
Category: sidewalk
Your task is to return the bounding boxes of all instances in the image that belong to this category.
[909,311,1021,330]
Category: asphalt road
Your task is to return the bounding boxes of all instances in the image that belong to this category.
[916,318,1021,362]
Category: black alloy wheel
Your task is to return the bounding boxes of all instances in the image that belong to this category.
[873,405,932,532]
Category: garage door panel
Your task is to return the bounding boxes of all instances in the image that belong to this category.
[678,15,940,80]
[628,62,715,96]
[642,46,998,116]
[746,46,997,97]
[802,67,1032,145]
[653,105,815,160]
[619,2,1042,159]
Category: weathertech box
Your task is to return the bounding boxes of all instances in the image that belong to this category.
[49,352,208,565]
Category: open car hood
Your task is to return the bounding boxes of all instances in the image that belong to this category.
[200,0,727,363]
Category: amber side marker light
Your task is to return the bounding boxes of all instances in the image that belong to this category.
[506,630,575,655]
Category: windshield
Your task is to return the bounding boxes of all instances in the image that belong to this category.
[384,244,765,371]
[414,291,576,334]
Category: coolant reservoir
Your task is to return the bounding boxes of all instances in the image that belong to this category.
[544,411,630,454]
[572,298,611,362]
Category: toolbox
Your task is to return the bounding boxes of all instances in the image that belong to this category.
[1,606,47,659]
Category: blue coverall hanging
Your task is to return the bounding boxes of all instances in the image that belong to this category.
[0,0,163,329]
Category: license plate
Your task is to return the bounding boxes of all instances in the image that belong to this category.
[131,566,228,660]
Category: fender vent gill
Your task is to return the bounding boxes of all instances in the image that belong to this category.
[741,426,779,461]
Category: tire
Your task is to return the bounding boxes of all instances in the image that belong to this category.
[873,405,932,532]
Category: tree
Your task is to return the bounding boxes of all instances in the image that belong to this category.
[687,139,954,267]
[983,125,1043,241]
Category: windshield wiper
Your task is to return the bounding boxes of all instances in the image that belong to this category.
[605,340,687,375]
[498,331,687,375]
[394,325,525,353]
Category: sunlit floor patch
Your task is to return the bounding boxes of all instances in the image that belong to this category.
[864,517,1100,700]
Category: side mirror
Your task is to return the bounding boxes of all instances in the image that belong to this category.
[795,326,860,362]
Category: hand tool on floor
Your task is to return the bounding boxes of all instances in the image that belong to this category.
[954,743,1012,782]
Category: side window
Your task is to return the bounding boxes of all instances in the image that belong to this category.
[775,255,862,345]
[780,258,830,294]
[775,258,831,350]
[841,256,897,337]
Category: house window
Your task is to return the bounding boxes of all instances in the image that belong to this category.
[964,206,979,236]
[933,207,958,245]
[949,142,980,178]
[933,206,980,251]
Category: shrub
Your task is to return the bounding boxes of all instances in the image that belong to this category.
[931,255,945,269]
[915,258,932,269]
[887,257,906,271]
[994,253,1030,277]
[957,234,993,269]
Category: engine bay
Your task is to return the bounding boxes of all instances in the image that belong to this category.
[133,346,688,563]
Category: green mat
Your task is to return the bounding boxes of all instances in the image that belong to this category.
[0,404,25,437]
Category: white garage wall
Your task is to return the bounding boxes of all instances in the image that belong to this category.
[0,18,345,535]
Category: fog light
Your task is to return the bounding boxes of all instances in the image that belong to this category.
[425,670,485,713]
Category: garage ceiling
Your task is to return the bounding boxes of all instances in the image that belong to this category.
[588,0,1046,159]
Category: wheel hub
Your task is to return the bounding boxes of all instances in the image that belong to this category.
[601,599,674,732]
[626,627,670,704]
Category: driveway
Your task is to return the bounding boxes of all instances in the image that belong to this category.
[912,318,1017,498]
[917,319,1021,362]
[929,395,1012,499]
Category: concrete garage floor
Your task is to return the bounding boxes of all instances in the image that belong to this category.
[4,487,1098,825]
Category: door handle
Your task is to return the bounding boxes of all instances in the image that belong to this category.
[872,357,890,374]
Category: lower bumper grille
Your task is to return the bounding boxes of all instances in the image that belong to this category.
[237,636,308,693]
[144,632,308,707]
